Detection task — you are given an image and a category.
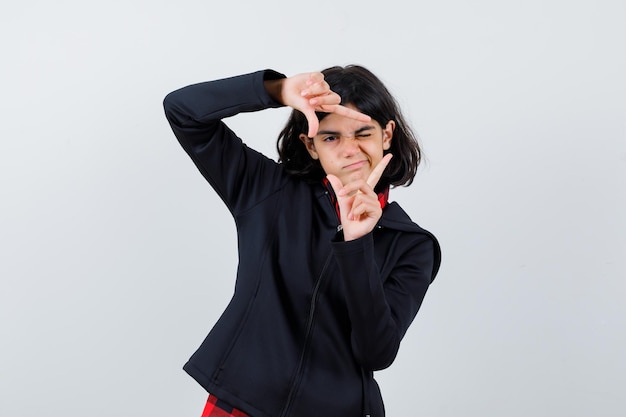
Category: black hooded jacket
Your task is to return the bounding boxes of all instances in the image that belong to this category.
[163,70,441,417]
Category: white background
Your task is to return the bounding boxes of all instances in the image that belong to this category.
[1,1,624,416]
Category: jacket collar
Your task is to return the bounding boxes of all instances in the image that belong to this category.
[379,202,424,233]
[316,182,424,234]
[315,182,441,281]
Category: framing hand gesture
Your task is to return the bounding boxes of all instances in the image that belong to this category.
[326,154,393,241]
[265,72,371,137]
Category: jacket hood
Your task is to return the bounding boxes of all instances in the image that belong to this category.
[380,202,442,282]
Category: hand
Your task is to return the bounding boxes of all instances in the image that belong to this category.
[267,72,370,137]
[326,154,393,241]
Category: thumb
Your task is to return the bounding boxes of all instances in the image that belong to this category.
[303,109,319,138]
[325,174,344,198]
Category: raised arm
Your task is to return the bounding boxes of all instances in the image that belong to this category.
[163,70,290,214]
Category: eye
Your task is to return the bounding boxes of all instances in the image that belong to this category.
[356,133,371,139]
[323,135,339,142]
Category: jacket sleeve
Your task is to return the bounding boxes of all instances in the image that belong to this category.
[331,231,439,371]
[163,70,287,215]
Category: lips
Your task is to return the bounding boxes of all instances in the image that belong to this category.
[343,160,368,170]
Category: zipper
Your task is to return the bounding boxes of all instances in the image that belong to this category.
[279,251,333,417]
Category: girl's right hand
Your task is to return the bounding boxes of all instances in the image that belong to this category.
[265,72,370,137]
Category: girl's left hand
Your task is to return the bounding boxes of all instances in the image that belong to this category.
[326,154,393,241]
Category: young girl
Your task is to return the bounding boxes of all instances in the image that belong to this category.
[164,66,441,417]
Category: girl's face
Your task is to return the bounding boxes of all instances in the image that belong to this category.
[300,107,394,186]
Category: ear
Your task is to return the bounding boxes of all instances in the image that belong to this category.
[299,134,319,160]
[382,120,395,151]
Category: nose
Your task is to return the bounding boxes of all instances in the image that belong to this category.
[341,136,360,157]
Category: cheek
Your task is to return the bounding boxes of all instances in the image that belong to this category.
[317,158,332,174]
[316,152,338,174]
[367,143,385,160]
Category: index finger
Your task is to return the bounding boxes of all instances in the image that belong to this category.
[321,104,371,123]
[367,154,393,189]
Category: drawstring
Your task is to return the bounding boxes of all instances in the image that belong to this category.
[361,367,371,417]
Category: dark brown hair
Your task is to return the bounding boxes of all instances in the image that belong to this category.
[276,65,422,190]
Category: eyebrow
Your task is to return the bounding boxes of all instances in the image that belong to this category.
[316,125,376,136]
